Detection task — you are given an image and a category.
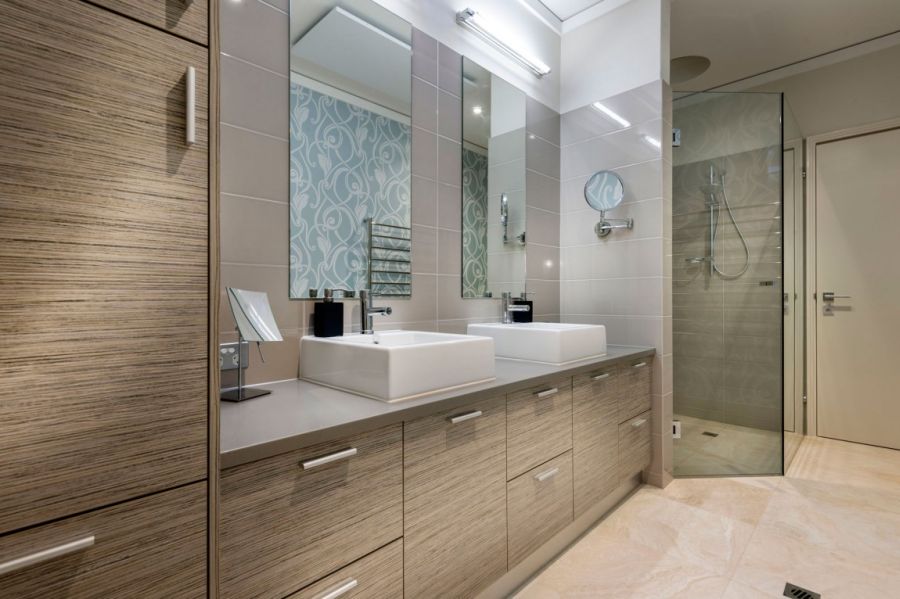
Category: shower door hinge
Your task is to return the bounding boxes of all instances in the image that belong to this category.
[802,168,807,179]
[672,420,682,439]
[803,394,808,404]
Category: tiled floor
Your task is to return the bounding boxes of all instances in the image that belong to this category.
[674,415,782,477]
[514,436,900,598]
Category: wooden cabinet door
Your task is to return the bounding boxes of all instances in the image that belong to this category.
[0,0,208,535]
[404,396,508,598]
[89,0,209,46]
[506,377,573,480]
[572,368,620,517]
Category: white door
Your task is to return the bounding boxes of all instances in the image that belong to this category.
[815,126,900,449]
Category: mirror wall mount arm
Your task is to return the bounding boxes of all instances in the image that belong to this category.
[455,8,551,78]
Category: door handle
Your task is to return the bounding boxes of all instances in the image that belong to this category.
[185,66,196,145]
[822,292,850,302]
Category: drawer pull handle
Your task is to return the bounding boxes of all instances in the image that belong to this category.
[631,418,647,428]
[534,466,560,482]
[632,361,647,369]
[0,535,95,576]
[301,448,358,470]
[185,66,196,145]
[448,410,483,424]
[534,387,559,398]
[314,578,359,599]
[591,372,610,381]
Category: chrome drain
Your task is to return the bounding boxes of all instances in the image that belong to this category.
[784,582,820,599]
[701,431,719,437]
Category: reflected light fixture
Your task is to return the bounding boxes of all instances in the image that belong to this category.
[591,102,631,128]
[472,105,483,115]
[642,135,662,149]
[456,8,551,78]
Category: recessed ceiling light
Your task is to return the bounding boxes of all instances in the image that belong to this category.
[670,56,711,85]
[472,105,483,115]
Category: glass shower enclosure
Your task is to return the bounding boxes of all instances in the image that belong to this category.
[672,92,799,476]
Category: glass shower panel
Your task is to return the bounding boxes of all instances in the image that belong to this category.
[672,92,784,476]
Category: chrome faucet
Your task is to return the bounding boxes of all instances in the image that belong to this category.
[359,290,392,334]
[501,291,530,324]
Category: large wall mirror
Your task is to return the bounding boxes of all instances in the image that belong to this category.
[289,0,412,299]
[461,58,527,299]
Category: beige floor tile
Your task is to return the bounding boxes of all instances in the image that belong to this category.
[516,437,900,599]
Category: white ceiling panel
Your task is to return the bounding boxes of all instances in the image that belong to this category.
[538,0,608,21]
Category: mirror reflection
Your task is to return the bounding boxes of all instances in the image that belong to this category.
[461,58,527,299]
[289,0,412,299]
[584,170,625,212]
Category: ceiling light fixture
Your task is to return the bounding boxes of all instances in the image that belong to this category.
[472,105,483,115]
[456,8,551,78]
[591,102,631,128]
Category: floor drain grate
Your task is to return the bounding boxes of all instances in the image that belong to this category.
[784,582,820,599]
[701,431,719,437]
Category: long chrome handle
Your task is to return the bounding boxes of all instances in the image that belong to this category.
[0,536,95,576]
[535,387,559,398]
[631,418,647,428]
[301,447,357,470]
[534,466,560,482]
[591,372,610,381]
[822,292,851,302]
[448,410,482,424]
[314,578,359,599]
[631,361,647,369]
[186,66,196,145]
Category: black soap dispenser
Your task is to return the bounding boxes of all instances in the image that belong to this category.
[511,292,533,323]
[313,288,344,337]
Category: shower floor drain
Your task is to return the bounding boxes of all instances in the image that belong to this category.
[701,431,719,437]
[784,582,820,599]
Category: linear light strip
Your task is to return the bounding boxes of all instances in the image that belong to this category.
[456,8,551,78]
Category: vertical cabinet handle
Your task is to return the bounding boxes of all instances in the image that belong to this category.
[534,387,559,398]
[0,536,95,576]
[448,410,482,424]
[534,466,560,482]
[301,447,357,470]
[185,66,196,145]
[314,578,358,599]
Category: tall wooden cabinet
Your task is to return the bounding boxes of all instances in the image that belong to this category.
[0,0,211,594]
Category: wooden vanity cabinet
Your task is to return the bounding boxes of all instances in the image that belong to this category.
[506,376,573,479]
[572,366,621,517]
[403,395,508,598]
[286,538,403,599]
[220,424,403,599]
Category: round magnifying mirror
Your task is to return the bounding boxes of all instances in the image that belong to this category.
[584,170,625,212]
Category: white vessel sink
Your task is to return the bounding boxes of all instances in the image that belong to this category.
[467,322,607,365]
[300,331,495,402]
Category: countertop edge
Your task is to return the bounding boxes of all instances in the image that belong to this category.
[221,346,656,469]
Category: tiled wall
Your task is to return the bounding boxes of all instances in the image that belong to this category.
[672,93,783,432]
[558,80,673,486]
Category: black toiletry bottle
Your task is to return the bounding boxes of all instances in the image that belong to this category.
[313,288,343,337]
[511,293,533,323]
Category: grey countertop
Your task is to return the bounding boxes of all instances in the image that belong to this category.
[220,345,655,468]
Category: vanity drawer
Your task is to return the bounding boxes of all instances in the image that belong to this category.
[0,482,206,598]
[404,395,507,599]
[618,411,652,480]
[572,367,619,516]
[507,377,573,479]
[89,0,208,45]
[220,424,403,599]
[618,357,652,423]
[507,451,574,568]
[287,538,402,599]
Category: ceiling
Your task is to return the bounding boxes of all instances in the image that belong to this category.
[671,0,900,90]
[537,0,608,21]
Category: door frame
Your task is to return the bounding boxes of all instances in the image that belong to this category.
[804,117,900,438]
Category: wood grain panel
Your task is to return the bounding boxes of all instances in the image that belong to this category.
[507,377,573,480]
[618,358,652,424]
[89,0,208,46]
[618,411,652,481]
[507,451,573,568]
[220,424,403,599]
[287,539,403,599]
[0,483,206,598]
[404,396,508,599]
[573,368,619,517]
[0,0,208,535]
